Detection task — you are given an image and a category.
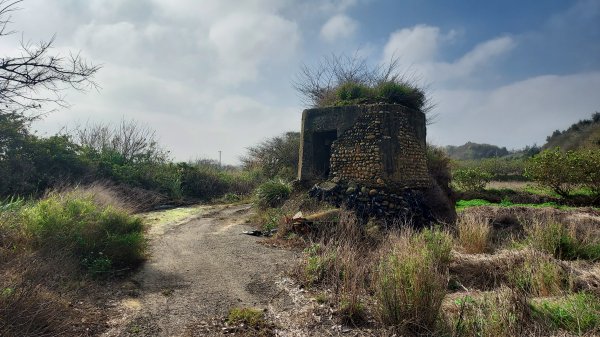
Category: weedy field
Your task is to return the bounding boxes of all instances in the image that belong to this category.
[249,188,600,337]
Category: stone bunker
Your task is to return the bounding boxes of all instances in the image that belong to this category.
[298,104,454,224]
[298,104,430,190]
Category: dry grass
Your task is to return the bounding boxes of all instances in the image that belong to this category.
[456,212,491,254]
[374,228,452,334]
[443,287,529,337]
[283,201,600,334]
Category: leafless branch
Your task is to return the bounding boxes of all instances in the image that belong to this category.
[0,0,100,119]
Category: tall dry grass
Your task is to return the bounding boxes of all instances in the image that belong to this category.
[456,212,491,254]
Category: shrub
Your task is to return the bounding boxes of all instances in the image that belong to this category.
[241,132,300,180]
[255,180,292,209]
[375,81,426,111]
[531,293,600,334]
[374,228,452,333]
[525,148,580,197]
[453,168,493,192]
[526,148,600,200]
[427,144,452,191]
[335,81,372,102]
[294,53,431,113]
[21,189,146,274]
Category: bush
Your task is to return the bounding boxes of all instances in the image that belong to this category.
[335,81,372,102]
[375,81,426,111]
[21,189,146,274]
[294,53,431,112]
[241,132,299,180]
[374,228,452,333]
[525,148,579,197]
[255,180,292,209]
[453,168,493,192]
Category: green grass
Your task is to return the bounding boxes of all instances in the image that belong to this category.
[456,199,572,211]
[531,293,600,335]
[227,307,266,328]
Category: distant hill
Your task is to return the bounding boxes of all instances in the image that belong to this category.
[444,142,510,160]
[543,112,600,151]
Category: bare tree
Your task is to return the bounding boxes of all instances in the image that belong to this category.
[74,119,169,163]
[0,0,99,119]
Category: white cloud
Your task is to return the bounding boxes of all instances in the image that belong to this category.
[382,24,514,86]
[208,12,300,84]
[320,14,358,42]
[428,72,600,148]
[382,25,441,65]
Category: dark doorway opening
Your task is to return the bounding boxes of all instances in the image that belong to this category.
[313,130,337,178]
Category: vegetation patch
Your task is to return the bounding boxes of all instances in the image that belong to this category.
[531,292,600,335]
[255,179,292,209]
[446,289,527,337]
[20,190,146,274]
[374,229,452,333]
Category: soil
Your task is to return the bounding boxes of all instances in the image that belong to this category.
[100,204,297,337]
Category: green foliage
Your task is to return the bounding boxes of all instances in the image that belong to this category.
[427,144,453,190]
[455,157,528,181]
[0,116,259,202]
[525,148,600,200]
[241,132,299,181]
[453,168,493,192]
[525,148,579,197]
[531,293,600,334]
[335,82,372,102]
[255,180,292,209]
[295,53,431,112]
[376,81,426,110]
[20,190,146,274]
[374,229,451,333]
[330,80,427,110]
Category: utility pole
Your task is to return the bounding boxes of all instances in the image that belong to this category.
[218,151,222,168]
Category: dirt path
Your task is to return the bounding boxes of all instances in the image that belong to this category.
[101,204,296,337]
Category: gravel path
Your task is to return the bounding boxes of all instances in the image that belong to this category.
[101,204,295,337]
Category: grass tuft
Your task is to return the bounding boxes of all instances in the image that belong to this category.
[373,228,452,333]
[457,212,491,254]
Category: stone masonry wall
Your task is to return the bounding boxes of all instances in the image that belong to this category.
[329,109,383,185]
[298,104,429,191]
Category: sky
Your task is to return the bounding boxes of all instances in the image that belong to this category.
[2,0,599,164]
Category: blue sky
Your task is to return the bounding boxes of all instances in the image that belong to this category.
[2,0,599,163]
